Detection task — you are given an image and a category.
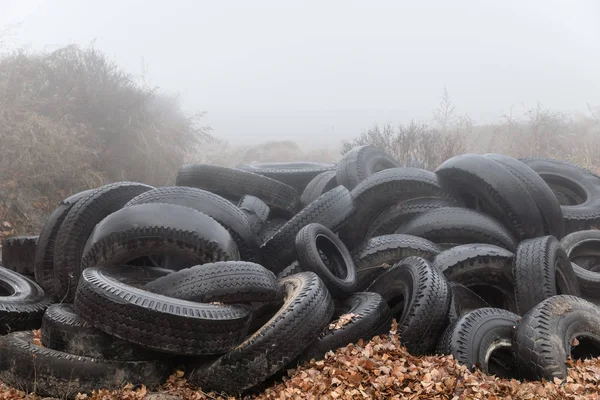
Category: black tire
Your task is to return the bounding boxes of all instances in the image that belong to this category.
[366,256,451,355]
[74,266,252,355]
[560,230,600,300]
[295,223,357,297]
[437,308,519,378]
[366,197,456,238]
[0,267,52,334]
[514,295,600,381]
[52,182,154,302]
[520,157,600,234]
[125,186,260,263]
[352,234,442,291]
[236,162,336,193]
[300,170,338,208]
[143,261,283,304]
[259,218,288,245]
[260,186,354,273]
[435,154,544,240]
[276,261,304,279]
[176,164,299,217]
[238,195,270,234]
[41,304,158,360]
[33,189,93,299]
[395,207,518,251]
[187,271,334,395]
[434,244,517,313]
[1,235,38,276]
[336,145,399,190]
[81,203,239,273]
[295,292,391,364]
[484,154,565,239]
[513,236,580,315]
[339,167,456,250]
[0,331,170,399]
[448,282,491,323]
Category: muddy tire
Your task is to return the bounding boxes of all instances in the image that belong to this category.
[125,186,260,262]
[336,145,399,190]
[176,164,299,217]
[81,203,239,273]
[340,168,456,250]
[1,236,38,277]
[260,186,354,273]
[52,182,154,302]
[436,154,544,240]
[352,234,442,291]
[0,331,170,399]
[33,190,93,299]
[144,261,283,304]
[366,256,451,355]
[396,207,518,251]
[301,170,338,207]
[437,308,519,378]
[295,223,357,297]
[513,236,580,315]
[514,295,600,381]
[187,271,334,395]
[434,244,517,313]
[74,266,252,355]
[0,267,52,334]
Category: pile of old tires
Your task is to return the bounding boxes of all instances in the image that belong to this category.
[2,146,600,397]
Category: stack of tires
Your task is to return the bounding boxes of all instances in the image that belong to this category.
[1,146,600,397]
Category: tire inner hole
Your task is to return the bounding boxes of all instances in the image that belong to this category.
[316,234,347,279]
[486,341,516,379]
[388,294,405,316]
[570,336,600,360]
[468,285,507,310]
[0,281,15,296]
[540,175,587,206]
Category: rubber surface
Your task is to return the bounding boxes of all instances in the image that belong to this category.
[447,282,491,323]
[300,170,338,207]
[236,162,336,193]
[337,145,400,190]
[366,256,451,355]
[560,230,600,300]
[176,164,299,217]
[74,266,252,355]
[238,195,270,234]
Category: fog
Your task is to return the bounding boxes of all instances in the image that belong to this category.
[2,0,599,147]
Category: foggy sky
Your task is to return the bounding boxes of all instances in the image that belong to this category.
[2,0,599,148]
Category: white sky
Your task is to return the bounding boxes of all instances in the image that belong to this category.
[1,0,599,147]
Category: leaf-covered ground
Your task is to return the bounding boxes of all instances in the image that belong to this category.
[3,322,600,400]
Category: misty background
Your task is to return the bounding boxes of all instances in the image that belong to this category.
[2,0,599,149]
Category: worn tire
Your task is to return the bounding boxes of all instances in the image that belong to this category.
[560,230,600,301]
[144,261,282,304]
[366,256,451,355]
[435,154,544,240]
[448,282,491,323]
[352,234,442,291]
[514,295,600,381]
[41,304,158,360]
[33,190,93,299]
[187,272,334,395]
[0,267,52,334]
[437,308,519,378]
[0,331,170,399]
[125,186,259,262]
[295,223,357,297]
[301,170,338,207]
[176,164,299,217]
[296,292,392,364]
[82,203,239,273]
[1,236,38,277]
[513,236,580,315]
[276,261,304,279]
[236,162,336,193]
[336,145,399,190]
[396,207,518,251]
[367,197,456,238]
[52,182,154,302]
[339,167,457,250]
[434,244,517,313]
[238,195,270,234]
[485,154,565,239]
[260,186,354,273]
[520,157,600,234]
[258,218,288,245]
[74,266,252,355]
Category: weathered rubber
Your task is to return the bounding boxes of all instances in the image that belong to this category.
[236,162,336,193]
[300,170,339,207]
[447,282,491,323]
[337,145,400,190]
[238,195,270,234]
[560,230,600,300]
